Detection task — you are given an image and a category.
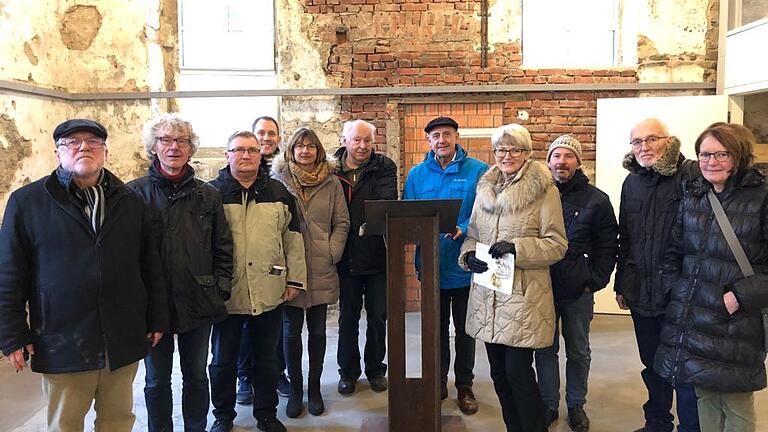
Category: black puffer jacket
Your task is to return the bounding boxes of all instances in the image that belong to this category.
[614,137,699,317]
[334,148,398,275]
[0,168,168,373]
[654,170,768,392]
[127,160,234,334]
[550,170,618,302]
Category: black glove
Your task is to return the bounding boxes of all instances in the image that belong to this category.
[465,251,489,273]
[489,241,515,259]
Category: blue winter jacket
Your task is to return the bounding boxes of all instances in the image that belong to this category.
[403,144,488,289]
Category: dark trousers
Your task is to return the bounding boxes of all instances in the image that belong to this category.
[209,308,283,422]
[485,343,546,432]
[440,286,475,388]
[144,325,212,432]
[238,318,286,382]
[337,272,388,380]
[631,311,700,432]
[284,304,328,386]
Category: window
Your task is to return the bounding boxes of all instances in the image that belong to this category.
[522,0,623,68]
[179,0,275,71]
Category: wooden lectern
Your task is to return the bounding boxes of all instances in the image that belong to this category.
[361,199,466,432]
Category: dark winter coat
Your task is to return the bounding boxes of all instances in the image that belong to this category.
[127,161,233,334]
[614,137,700,317]
[550,170,618,302]
[654,170,768,393]
[0,168,169,373]
[334,148,398,275]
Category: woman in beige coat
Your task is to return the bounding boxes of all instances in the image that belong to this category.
[272,127,350,418]
[458,123,567,432]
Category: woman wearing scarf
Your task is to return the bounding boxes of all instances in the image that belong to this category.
[271,127,350,418]
[458,123,567,432]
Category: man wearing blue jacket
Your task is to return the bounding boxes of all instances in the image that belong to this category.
[403,116,488,415]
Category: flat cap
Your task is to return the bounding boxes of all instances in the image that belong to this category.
[53,119,108,142]
[424,116,459,134]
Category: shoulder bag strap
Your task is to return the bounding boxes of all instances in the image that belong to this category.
[708,190,755,277]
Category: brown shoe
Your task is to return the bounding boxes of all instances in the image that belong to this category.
[457,386,478,415]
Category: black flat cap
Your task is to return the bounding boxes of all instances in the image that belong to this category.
[424,116,459,134]
[53,119,108,142]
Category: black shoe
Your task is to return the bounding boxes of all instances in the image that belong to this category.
[236,377,252,405]
[544,408,559,428]
[567,406,589,432]
[210,419,234,432]
[369,375,388,392]
[308,389,325,415]
[256,416,287,432]
[277,372,290,398]
[286,381,304,418]
[440,382,448,400]
[338,377,356,395]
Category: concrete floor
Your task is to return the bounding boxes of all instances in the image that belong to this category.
[1,314,766,432]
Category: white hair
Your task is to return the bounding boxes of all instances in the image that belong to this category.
[491,123,532,152]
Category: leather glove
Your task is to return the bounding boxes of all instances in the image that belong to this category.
[465,251,489,273]
[489,241,515,259]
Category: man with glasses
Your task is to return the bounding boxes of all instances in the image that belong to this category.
[208,131,306,432]
[403,116,488,415]
[128,113,234,432]
[0,119,168,432]
[614,118,701,432]
[334,119,397,396]
[535,135,618,431]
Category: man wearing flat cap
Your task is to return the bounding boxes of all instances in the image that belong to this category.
[534,135,618,431]
[0,119,168,432]
[403,116,488,415]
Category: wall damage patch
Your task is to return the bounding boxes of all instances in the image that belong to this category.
[59,5,102,50]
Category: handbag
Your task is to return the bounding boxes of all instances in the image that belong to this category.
[708,190,768,350]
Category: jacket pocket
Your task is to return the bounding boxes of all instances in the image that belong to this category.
[193,274,225,316]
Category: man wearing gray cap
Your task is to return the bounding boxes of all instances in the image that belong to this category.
[534,135,618,432]
[0,119,168,431]
[403,116,488,415]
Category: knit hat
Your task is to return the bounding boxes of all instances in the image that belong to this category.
[547,134,582,166]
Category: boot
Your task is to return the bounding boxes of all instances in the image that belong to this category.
[307,375,325,415]
[285,379,304,418]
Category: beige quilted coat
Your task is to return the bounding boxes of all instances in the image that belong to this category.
[458,160,567,349]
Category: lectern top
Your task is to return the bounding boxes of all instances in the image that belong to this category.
[363,199,462,236]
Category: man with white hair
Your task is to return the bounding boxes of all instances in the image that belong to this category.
[334,119,397,396]
[535,135,618,432]
[614,119,700,432]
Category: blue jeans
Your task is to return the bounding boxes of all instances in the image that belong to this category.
[440,286,475,388]
[209,308,283,422]
[486,343,546,432]
[632,312,700,432]
[534,291,594,410]
[337,272,388,380]
[144,325,212,432]
[284,304,328,385]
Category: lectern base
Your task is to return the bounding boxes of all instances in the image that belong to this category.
[361,415,467,432]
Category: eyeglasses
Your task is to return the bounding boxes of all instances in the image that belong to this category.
[156,137,191,147]
[493,148,525,158]
[630,135,668,148]
[57,138,106,150]
[295,143,318,151]
[227,147,261,156]
[698,151,731,162]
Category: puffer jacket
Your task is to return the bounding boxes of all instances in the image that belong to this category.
[272,157,350,308]
[209,166,307,316]
[614,137,700,317]
[550,170,618,302]
[404,144,489,289]
[334,148,398,276]
[458,161,568,348]
[127,160,233,334]
[653,170,768,393]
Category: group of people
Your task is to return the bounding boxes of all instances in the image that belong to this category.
[0,112,765,432]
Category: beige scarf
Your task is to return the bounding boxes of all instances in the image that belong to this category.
[288,160,329,202]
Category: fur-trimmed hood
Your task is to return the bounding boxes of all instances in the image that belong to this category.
[476,159,554,214]
[622,136,683,177]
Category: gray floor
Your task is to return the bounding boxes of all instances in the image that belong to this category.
[1,314,766,431]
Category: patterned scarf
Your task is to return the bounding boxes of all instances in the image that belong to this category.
[288,160,329,202]
[75,170,106,234]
